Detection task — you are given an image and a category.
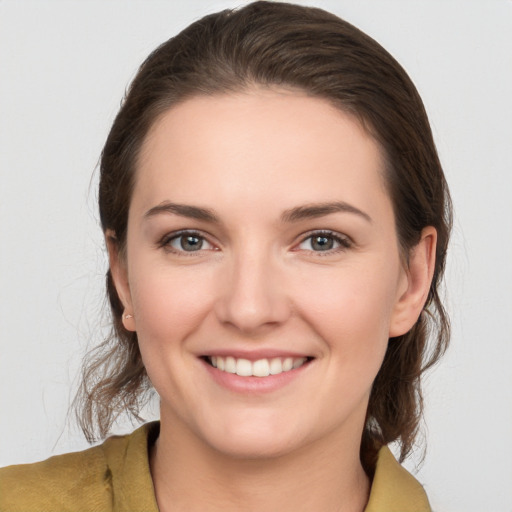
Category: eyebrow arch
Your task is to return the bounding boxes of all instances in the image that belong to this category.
[281,201,372,223]
[144,201,219,223]
[144,200,371,224]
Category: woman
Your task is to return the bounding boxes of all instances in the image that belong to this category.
[0,2,451,511]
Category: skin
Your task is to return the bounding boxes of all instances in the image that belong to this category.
[109,89,436,511]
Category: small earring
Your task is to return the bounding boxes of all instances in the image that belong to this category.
[124,314,133,320]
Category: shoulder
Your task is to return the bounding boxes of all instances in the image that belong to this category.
[0,443,110,512]
[0,422,159,512]
[365,446,431,512]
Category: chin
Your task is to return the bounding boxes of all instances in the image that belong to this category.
[189,411,307,460]
[207,430,302,460]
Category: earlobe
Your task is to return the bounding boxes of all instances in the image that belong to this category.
[106,229,136,332]
[389,227,437,338]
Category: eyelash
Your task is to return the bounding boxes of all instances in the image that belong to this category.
[158,229,352,256]
[158,230,216,255]
[295,230,352,255]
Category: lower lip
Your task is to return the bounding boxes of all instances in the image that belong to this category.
[201,358,312,394]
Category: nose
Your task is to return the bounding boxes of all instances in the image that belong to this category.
[214,249,291,335]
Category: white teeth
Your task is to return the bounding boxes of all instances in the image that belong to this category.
[282,357,293,371]
[269,358,282,375]
[236,358,252,376]
[293,357,306,369]
[208,356,308,377]
[253,359,270,377]
[225,356,236,374]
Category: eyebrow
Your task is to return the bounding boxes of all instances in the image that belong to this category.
[144,200,372,224]
[144,201,219,222]
[281,201,372,223]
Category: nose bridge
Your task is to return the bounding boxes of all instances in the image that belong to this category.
[216,241,289,333]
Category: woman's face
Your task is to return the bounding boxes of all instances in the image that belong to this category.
[114,89,419,458]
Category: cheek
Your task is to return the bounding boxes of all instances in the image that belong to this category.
[128,261,216,342]
[293,259,400,354]
[127,263,218,399]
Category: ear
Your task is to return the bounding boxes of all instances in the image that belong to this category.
[106,229,136,332]
[389,226,437,337]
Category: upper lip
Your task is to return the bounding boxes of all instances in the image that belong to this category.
[200,349,313,361]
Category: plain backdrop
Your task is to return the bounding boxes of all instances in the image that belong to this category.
[1,1,511,511]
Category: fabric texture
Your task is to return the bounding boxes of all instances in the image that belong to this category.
[0,422,430,511]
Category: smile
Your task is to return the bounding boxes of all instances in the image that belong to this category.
[206,356,310,377]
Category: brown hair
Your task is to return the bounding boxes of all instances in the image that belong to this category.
[76,1,451,470]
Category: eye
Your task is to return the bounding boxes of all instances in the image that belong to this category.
[163,231,215,253]
[297,231,351,253]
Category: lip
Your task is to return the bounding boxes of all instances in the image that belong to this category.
[200,355,313,394]
[202,349,312,361]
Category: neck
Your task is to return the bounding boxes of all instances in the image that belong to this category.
[150,412,370,512]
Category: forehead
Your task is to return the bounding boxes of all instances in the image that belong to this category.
[133,89,390,220]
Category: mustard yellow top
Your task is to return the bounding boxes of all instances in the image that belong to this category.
[0,422,430,511]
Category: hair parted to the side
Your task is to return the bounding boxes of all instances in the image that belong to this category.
[75,1,451,472]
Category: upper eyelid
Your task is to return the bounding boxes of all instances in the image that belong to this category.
[297,229,352,244]
[163,229,205,239]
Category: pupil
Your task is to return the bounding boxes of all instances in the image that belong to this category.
[181,235,202,251]
[312,236,333,251]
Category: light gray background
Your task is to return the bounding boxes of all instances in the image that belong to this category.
[1,1,511,511]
